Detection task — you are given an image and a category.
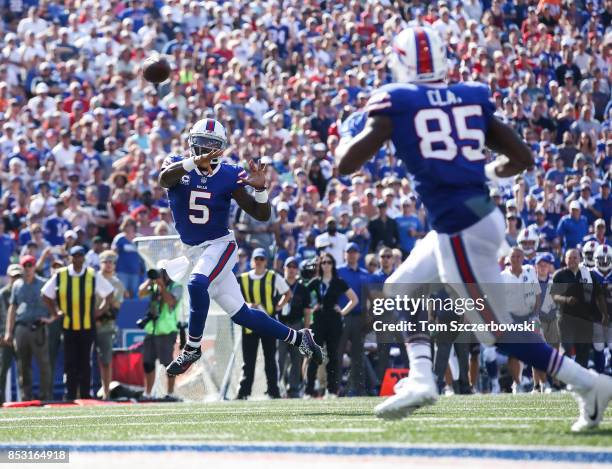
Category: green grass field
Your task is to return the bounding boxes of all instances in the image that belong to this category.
[0,394,611,447]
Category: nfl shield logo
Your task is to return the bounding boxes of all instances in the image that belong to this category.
[180,175,190,185]
[201,177,207,184]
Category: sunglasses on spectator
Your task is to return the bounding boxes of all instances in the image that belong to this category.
[381,254,393,258]
[23,263,34,268]
[321,260,333,265]
[254,257,266,261]
[286,264,298,269]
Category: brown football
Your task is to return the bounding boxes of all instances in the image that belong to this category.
[142,56,171,83]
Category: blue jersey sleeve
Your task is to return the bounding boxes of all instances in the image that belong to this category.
[363,84,415,117]
[476,83,496,129]
[226,164,248,193]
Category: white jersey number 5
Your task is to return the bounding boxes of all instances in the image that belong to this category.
[414,105,485,161]
[189,190,211,224]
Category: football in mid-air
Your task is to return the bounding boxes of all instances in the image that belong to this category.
[142,56,171,83]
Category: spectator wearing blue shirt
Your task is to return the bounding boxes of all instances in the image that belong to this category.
[337,243,368,396]
[111,218,144,298]
[557,200,589,249]
[528,207,558,251]
[592,181,612,235]
[395,196,425,256]
[43,200,72,247]
[582,218,610,247]
[545,155,570,185]
[0,220,15,278]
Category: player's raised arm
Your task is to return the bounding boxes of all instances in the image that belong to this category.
[158,149,224,189]
[484,117,535,178]
[232,159,271,222]
[336,115,393,176]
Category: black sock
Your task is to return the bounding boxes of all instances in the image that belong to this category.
[185,344,200,352]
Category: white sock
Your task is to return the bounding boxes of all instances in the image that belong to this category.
[407,342,432,379]
[186,339,201,349]
[555,356,596,391]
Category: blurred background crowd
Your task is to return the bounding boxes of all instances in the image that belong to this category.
[0,0,611,402]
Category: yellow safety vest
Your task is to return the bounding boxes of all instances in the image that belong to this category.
[239,270,277,334]
[56,266,96,331]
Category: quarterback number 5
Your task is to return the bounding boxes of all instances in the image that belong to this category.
[189,190,211,224]
[414,105,485,161]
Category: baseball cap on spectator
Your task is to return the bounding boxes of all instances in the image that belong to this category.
[35,83,49,94]
[284,256,298,268]
[99,250,117,263]
[536,252,555,265]
[7,264,24,277]
[595,218,606,227]
[277,202,290,213]
[251,248,267,260]
[400,196,413,206]
[345,242,360,253]
[506,199,516,209]
[535,206,546,215]
[376,199,387,208]
[313,143,326,152]
[489,188,501,198]
[364,188,375,197]
[20,255,36,267]
[569,200,581,211]
[555,184,564,192]
[64,230,77,240]
[69,246,86,256]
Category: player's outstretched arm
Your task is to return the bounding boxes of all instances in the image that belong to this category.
[484,117,534,178]
[336,115,393,175]
[159,149,224,188]
[231,160,271,222]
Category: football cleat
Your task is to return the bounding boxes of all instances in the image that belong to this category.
[298,329,324,365]
[375,371,438,420]
[166,345,202,376]
[571,372,612,432]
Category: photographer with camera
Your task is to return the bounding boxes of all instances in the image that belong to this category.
[41,246,114,400]
[3,256,52,401]
[137,267,182,400]
[96,250,125,400]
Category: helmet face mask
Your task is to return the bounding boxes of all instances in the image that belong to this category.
[188,118,227,164]
[189,135,225,157]
[517,228,538,256]
[519,240,536,256]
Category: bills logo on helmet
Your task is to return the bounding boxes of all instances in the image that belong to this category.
[596,244,612,273]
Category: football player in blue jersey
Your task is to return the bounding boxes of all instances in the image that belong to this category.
[159,118,323,377]
[336,26,612,431]
[590,245,612,374]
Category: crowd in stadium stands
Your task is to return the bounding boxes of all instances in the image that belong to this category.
[0,0,611,401]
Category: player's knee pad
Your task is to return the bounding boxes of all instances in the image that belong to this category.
[482,345,497,363]
[188,273,210,295]
[143,361,155,374]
